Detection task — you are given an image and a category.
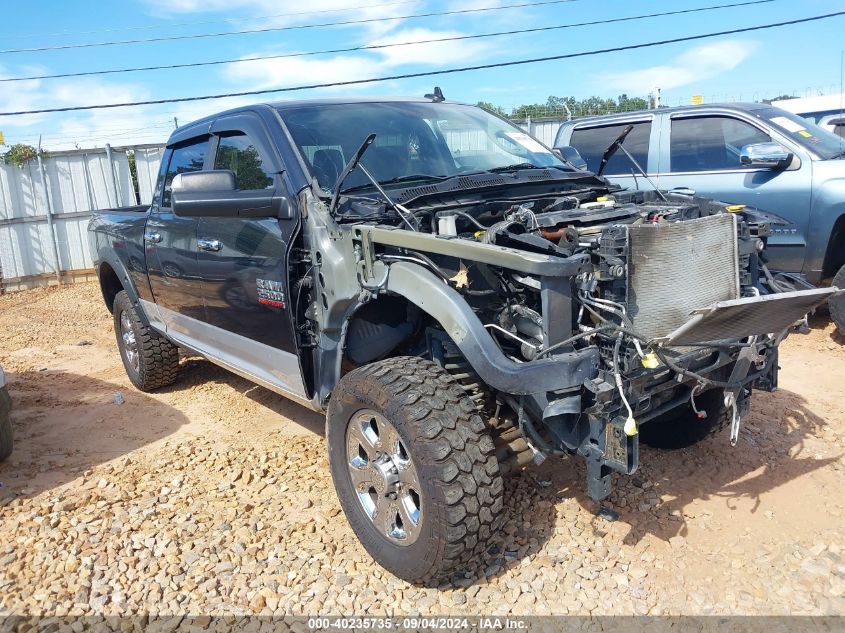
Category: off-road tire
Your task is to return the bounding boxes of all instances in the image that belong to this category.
[831,265,845,335]
[327,356,504,584]
[0,387,13,462]
[639,388,729,449]
[113,291,179,391]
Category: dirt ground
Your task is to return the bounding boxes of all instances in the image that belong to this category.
[1,282,844,617]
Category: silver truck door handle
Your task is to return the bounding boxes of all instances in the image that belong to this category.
[144,231,162,244]
[669,187,696,196]
[197,238,222,252]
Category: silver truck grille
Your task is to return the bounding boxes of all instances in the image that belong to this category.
[627,213,740,341]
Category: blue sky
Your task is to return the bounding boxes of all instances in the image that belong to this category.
[1,0,843,150]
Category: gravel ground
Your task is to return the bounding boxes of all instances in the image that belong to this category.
[1,282,845,617]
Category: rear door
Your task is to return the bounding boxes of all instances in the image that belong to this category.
[194,113,306,399]
[655,112,812,272]
[564,116,658,189]
[145,136,210,327]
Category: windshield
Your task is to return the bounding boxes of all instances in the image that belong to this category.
[278,102,569,195]
[755,107,845,159]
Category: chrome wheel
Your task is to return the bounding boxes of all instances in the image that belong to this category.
[345,409,422,545]
[119,310,139,373]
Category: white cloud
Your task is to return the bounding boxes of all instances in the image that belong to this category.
[221,28,490,92]
[599,40,758,93]
[0,65,171,150]
[370,28,490,68]
[142,0,423,35]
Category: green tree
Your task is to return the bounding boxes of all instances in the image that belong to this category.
[216,144,273,190]
[476,101,507,117]
[2,143,42,168]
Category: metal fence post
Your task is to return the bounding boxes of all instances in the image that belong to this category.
[36,137,62,285]
[104,143,121,205]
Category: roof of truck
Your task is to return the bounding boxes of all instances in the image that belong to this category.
[168,97,467,145]
[268,96,462,109]
[560,102,773,127]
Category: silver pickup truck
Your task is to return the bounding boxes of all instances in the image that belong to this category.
[554,103,845,331]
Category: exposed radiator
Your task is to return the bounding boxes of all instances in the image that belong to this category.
[627,213,740,341]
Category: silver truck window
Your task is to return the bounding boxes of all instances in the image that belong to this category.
[213,132,274,190]
[670,116,769,172]
[569,122,651,175]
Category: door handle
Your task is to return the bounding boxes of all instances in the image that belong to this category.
[144,231,162,244]
[669,187,696,196]
[197,238,222,252]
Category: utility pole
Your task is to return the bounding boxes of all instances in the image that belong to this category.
[173,117,179,129]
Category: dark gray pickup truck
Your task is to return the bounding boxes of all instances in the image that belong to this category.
[88,95,838,583]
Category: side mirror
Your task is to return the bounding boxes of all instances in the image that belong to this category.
[553,145,589,171]
[740,142,793,170]
[172,170,291,219]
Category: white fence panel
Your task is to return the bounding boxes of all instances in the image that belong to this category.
[0,143,165,286]
[135,147,164,205]
[514,118,565,148]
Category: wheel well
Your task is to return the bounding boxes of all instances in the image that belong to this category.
[98,263,124,313]
[823,215,845,279]
[342,294,421,370]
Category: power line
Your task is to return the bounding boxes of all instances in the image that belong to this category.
[0,0,775,83]
[3,0,421,41]
[2,11,842,117]
[0,0,580,55]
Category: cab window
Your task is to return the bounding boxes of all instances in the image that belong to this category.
[161,137,208,207]
[568,121,651,175]
[670,116,770,172]
[214,132,274,190]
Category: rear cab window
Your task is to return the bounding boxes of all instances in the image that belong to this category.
[568,121,651,175]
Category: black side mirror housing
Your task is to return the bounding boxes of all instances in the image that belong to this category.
[553,145,589,171]
[171,170,292,219]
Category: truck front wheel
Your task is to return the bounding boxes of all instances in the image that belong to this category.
[830,264,845,335]
[639,388,729,449]
[113,291,179,392]
[327,356,503,584]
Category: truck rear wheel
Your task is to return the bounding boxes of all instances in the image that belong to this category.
[113,291,179,392]
[639,388,728,449]
[0,386,12,462]
[830,265,845,335]
[327,356,503,584]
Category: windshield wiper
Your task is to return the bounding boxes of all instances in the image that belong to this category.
[487,162,545,172]
[596,124,668,202]
[340,173,448,194]
[329,132,419,231]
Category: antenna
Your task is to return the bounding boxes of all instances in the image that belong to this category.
[424,86,445,102]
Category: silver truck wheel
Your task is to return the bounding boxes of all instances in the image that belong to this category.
[327,356,503,584]
[346,409,423,545]
[113,291,180,392]
[119,310,140,373]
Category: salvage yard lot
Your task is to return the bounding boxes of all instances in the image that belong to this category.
[1,282,845,616]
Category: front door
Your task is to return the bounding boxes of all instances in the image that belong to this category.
[195,114,305,399]
[145,137,210,329]
[656,113,812,273]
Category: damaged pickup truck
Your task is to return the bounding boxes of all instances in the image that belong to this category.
[88,94,839,583]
